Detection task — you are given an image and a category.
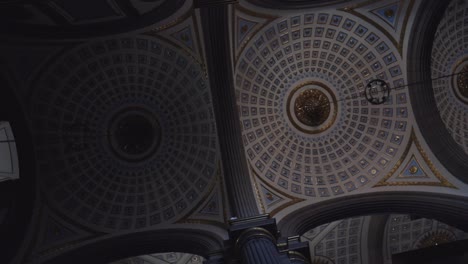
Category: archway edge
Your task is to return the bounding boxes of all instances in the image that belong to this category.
[43,227,226,264]
[278,191,468,237]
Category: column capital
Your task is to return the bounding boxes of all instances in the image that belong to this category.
[278,236,311,264]
[229,214,278,242]
[236,227,277,250]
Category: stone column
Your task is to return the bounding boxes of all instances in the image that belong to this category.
[228,215,297,263]
[199,1,260,218]
[237,227,283,264]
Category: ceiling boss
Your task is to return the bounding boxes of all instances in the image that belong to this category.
[294,89,331,127]
[286,81,339,135]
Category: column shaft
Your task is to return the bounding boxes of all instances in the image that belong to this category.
[241,237,283,264]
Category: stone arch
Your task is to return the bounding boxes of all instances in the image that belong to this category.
[278,192,468,237]
[407,0,468,182]
[43,227,225,264]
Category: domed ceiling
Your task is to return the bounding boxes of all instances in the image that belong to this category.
[231,0,468,216]
[2,0,468,263]
[431,0,468,154]
[301,214,468,264]
[31,36,219,230]
[1,2,230,262]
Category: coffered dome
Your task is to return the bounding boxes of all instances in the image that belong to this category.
[31,36,219,231]
[235,11,410,198]
[431,0,468,154]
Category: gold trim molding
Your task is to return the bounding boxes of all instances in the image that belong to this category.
[374,128,456,188]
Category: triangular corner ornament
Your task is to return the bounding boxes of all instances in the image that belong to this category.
[340,0,416,55]
[370,2,401,30]
[237,17,258,46]
[374,129,456,188]
[398,155,428,179]
[199,191,220,216]
[42,214,78,245]
[259,184,284,208]
[180,180,226,225]
[171,26,195,51]
[34,207,94,254]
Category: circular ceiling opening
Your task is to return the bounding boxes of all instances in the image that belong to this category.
[108,108,161,162]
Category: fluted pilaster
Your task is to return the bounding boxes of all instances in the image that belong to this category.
[237,228,282,264]
[200,5,260,218]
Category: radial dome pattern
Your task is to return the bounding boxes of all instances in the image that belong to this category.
[431,0,468,154]
[31,36,218,230]
[235,12,410,198]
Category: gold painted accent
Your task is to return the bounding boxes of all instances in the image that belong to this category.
[451,59,468,103]
[192,14,206,64]
[294,89,331,127]
[286,81,338,134]
[150,2,195,32]
[250,165,305,217]
[374,128,457,188]
[409,165,418,174]
[340,0,415,55]
[265,192,274,201]
[394,154,428,179]
[251,167,267,214]
[384,8,395,18]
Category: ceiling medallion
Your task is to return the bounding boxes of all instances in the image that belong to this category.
[456,66,468,97]
[451,59,468,104]
[409,166,419,174]
[287,81,338,134]
[294,89,330,127]
[108,107,161,162]
[365,79,391,105]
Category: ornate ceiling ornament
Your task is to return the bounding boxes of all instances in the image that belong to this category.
[295,89,330,127]
[287,81,338,134]
[365,79,390,105]
[30,36,218,231]
[451,59,468,104]
[235,10,409,199]
[456,65,468,99]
